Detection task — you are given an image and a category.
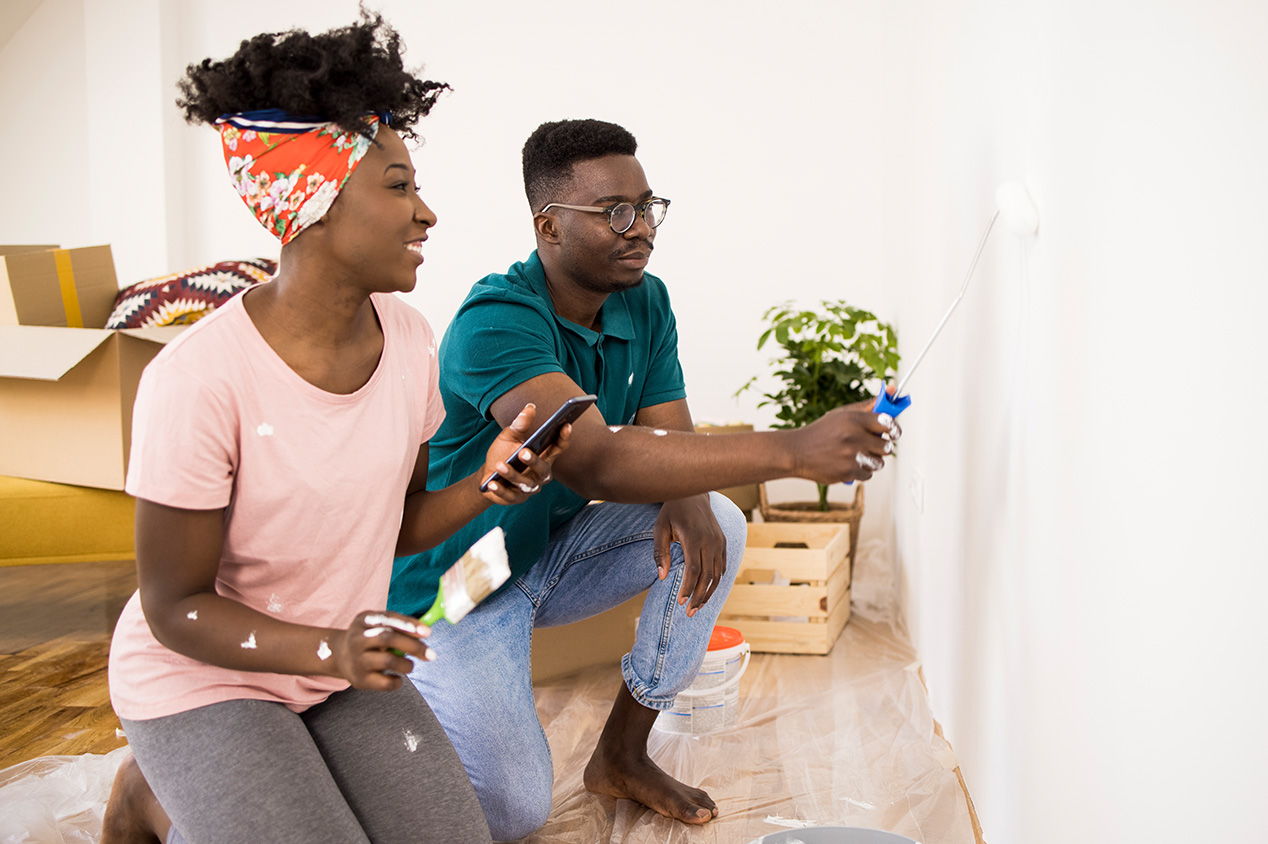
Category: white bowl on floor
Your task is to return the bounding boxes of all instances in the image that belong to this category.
[747,827,919,844]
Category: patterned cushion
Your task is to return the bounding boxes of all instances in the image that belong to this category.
[105,258,277,329]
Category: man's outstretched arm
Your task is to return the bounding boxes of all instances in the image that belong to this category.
[487,372,895,504]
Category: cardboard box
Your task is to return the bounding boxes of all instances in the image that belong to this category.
[530,592,644,684]
[719,522,852,654]
[0,324,184,489]
[0,245,184,490]
[2,245,119,328]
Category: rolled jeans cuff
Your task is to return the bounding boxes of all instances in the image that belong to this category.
[621,652,679,711]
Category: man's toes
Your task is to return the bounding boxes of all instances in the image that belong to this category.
[685,807,712,824]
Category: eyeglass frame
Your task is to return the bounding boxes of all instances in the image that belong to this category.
[537,197,671,234]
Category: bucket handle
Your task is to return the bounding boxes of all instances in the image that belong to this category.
[673,644,751,698]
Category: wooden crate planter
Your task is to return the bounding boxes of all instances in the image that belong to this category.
[719,522,852,655]
[758,482,864,583]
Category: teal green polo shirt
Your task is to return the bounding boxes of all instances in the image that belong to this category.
[388,250,686,617]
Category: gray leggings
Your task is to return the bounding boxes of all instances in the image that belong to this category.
[120,682,491,844]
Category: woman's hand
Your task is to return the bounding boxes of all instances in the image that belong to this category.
[479,403,572,504]
[329,611,434,690]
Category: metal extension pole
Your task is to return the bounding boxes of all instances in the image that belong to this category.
[891,208,1001,397]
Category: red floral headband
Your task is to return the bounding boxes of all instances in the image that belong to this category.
[215,111,383,245]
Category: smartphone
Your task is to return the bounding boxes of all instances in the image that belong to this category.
[479,394,597,492]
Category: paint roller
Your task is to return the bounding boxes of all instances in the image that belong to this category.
[873,181,1040,418]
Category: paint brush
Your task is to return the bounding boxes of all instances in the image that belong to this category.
[418,526,511,626]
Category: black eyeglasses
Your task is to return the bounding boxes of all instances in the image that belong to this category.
[539,197,671,234]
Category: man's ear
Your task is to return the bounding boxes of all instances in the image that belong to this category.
[533,212,562,244]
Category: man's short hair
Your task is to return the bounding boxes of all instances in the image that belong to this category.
[522,119,638,211]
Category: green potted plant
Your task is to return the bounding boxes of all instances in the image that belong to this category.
[737,299,900,513]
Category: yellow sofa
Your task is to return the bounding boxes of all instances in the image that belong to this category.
[0,475,134,566]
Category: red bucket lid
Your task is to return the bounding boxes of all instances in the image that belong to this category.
[708,625,745,651]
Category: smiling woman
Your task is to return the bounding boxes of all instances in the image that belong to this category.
[98,11,570,844]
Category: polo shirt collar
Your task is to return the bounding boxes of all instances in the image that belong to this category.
[521,251,636,344]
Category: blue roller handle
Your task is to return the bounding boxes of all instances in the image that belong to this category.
[873,387,912,418]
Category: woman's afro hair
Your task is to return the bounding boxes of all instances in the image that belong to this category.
[176,9,448,141]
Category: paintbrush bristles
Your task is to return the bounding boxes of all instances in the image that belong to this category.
[439,526,510,623]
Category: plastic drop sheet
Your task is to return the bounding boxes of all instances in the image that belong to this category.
[524,539,976,844]
[0,746,128,844]
[526,616,974,844]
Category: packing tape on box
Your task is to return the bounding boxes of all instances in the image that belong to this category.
[52,249,84,328]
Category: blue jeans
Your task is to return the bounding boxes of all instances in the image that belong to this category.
[407,494,747,841]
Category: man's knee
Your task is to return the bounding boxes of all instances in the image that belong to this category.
[471,742,553,841]
[480,771,552,842]
[707,491,748,568]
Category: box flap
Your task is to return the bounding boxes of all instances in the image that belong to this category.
[1,245,119,328]
[66,245,120,328]
[118,325,187,345]
[0,244,59,256]
[0,325,115,381]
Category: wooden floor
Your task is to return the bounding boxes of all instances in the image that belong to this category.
[0,560,135,769]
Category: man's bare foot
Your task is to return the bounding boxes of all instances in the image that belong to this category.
[101,751,171,844]
[583,683,718,824]
[584,747,717,824]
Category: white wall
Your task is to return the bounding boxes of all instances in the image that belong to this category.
[886,4,1268,843]
[3,2,1266,842]
[0,0,89,248]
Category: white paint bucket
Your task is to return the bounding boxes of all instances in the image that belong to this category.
[653,626,751,736]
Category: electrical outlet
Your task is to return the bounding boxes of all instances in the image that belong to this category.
[910,471,925,514]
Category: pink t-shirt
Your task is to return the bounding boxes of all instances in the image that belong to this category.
[109,289,444,720]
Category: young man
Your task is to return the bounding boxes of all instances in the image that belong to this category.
[390,118,899,839]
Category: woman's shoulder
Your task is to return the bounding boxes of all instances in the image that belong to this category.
[149,292,254,372]
[372,292,438,355]
[372,292,433,334]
